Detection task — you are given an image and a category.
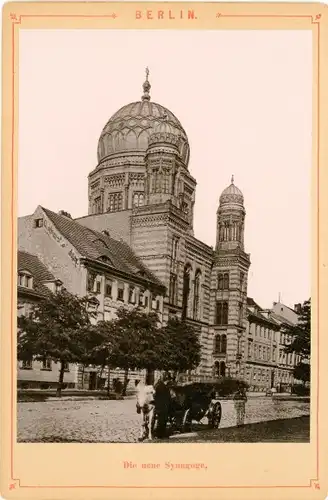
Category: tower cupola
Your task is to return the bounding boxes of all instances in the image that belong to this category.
[216,176,246,251]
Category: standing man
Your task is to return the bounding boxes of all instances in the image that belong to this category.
[233,384,248,427]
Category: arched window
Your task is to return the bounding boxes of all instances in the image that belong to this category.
[219,361,226,377]
[193,270,201,320]
[221,335,227,354]
[215,301,229,325]
[133,192,144,208]
[214,335,221,353]
[155,169,161,193]
[223,273,229,289]
[163,170,170,193]
[107,192,123,212]
[94,196,102,214]
[218,274,223,290]
[214,361,220,378]
[182,264,191,320]
[223,302,229,324]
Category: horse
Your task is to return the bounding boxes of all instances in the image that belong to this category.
[135,381,156,441]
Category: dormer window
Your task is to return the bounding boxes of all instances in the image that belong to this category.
[34,218,43,228]
[18,272,33,289]
[98,255,112,265]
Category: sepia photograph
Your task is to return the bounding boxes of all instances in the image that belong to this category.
[16,27,311,445]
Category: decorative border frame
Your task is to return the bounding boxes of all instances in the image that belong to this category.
[6,7,321,493]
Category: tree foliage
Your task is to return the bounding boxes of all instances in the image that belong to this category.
[284,299,311,359]
[18,296,202,395]
[17,290,97,396]
[160,317,201,374]
[283,298,311,384]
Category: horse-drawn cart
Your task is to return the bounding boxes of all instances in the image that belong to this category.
[166,382,223,433]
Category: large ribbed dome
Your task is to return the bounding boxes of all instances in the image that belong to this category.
[97,71,190,166]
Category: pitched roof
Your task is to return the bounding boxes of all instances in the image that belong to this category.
[270,311,296,327]
[247,297,262,309]
[41,207,163,288]
[18,250,57,297]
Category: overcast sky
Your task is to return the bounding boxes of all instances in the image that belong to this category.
[18,29,312,309]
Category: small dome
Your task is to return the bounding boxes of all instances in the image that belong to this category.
[219,176,244,207]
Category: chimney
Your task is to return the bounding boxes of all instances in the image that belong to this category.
[294,303,302,314]
[102,230,110,237]
[58,210,72,219]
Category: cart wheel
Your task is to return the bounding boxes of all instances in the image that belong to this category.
[182,408,192,432]
[208,402,222,429]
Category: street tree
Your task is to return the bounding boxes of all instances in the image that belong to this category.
[284,298,311,385]
[160,317,201,378]
[17,290,97,396]
[111,307,161,392]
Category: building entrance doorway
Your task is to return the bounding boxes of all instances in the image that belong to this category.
[89,372,97,390]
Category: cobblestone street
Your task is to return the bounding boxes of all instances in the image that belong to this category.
[17,397,310,443]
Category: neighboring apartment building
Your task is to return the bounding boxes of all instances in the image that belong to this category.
[244,299,301,392]
[17,250,78,389]
[17,209,166,389]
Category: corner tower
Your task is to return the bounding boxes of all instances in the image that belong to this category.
[210,177,251,380]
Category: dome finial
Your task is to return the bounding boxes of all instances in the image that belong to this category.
[142,67,151,101]
[231,174,234,184]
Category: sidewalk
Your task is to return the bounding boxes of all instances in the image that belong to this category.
[167,416,310,443]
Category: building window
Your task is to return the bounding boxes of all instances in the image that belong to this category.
[87,271,97,292]
[18,272,33,288]
[21,359,33,370]
[172,237,179,261]
[64,362,70,372]
[219,361,226,377]
[221,335,227,353]
[138,289,145,306]
[240,271,244,291]
[193,270,201,320]
[107,192,123,212]
[34,218,44,228]
[41,358,52,371]
[117,283,124,301]
[214,334,227,354]
[214,335,221,353]
[169,273,178,305]
[215,301,228,325]
[182,264,191,320]
[133,192,144,208]
[248,340,252,358]
[105,280,112,297]
[94,196,102,214]
[129,286,135,304]
[144,296,149,308]
[162,170,170,193]
[96,281,101,294]
[218,273,229,290]
[239,302,243,324]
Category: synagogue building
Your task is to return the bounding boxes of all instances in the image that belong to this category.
[17,70,300,392]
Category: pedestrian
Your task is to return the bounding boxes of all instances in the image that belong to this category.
[233,385,247,427]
